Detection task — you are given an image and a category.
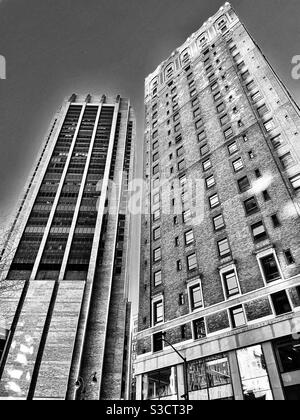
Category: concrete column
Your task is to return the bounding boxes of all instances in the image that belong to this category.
[228,350,244,400]
[177,363,186,400]
[136,374,142,401]
[262,341,285,400]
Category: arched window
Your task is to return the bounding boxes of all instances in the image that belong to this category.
[216,16,228,33]
[180,48,190,66]
[165,63,174,80]
[198,33,208,47]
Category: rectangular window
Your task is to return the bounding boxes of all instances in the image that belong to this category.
[190,284,203,310]
[198,130,206,142]
[271,134,283,149]
[220,113,229,126]
[188,80,195,89]
[152,120,158,129]
[228,142,238,155]
[271,291,292,315]
[223,270,240,298]
[179,294,185,306]
[263,190,271,201]
[280,152,295,169]
[153,208,160,222]
[200,143,209,156]
[232,157,244,172]
[251,221,267,241]
[284,249,295,265]
[177,260,182,271]
[195,118,203,129]
[257,104,269,117]
[174,123,181,133]
[0,331,8,362]
[246,80,255,91]
[260,254,281,283]
[211,82,218,92]
[216,102,225,113]
[193,107,201,118]
[173,112,180,122]
[153,300,164,324]
[153,164,159,175]
[185,229,194,245]
[230,305,246,328]
[153,247,161,263]
[251,91,263,102]
[175,133,182,144]
[244,197,259,215]
[154,270,162,287]
[218,238,231,258]
[213,214,225,231]
[193,318,206,340]
[271,214,281,228]
[224,126,233,139]
[213,91,222,102]
[238,176,251,193]
[187,253,197,271]
[178,159,185,171]
[190,88,197,97]
[176,146,184,157]
[152,151,159,162]
[152,130,158,139]
[183,209,192,224]
[153,332,163,353]
[202,158,212,171]
[152,140,159,150]
[206,175,215,189]
[290,174,300,191]
[264,119,275,132]
[153,227,161,241]
[241,70,250,81]
[191,98,199,107]
[209,193,220,208]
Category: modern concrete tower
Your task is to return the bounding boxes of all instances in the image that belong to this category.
[0,94,135,400]
[135,3,300,401]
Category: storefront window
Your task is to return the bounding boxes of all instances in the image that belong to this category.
[188,353,233,400]
[142,367,177,400]
[237,345,273,400]
[274,335,300,373]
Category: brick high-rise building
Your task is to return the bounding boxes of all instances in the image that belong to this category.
[135,3,300,401]
[0,94,135,400]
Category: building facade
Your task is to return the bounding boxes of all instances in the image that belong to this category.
[0,94,135,400]
[135,3,300,401]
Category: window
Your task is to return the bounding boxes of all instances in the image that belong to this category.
[220,114,229,126]
[177,260,182,271]
[224,126,233,139]
[153,208,160,221]
[251,91,263,102]
[185,229,194,246]
[230,305,246,328]
[176,146,184,157]
[153,178,160,189]
[142,366,177,400]
[241,70,250,81]
[263,190,271,201]
[200,143,209,156]
[182,209,192,224]
[193,107,201,118]
[152,120,158,129]
[284,249,295,266]
[191,97,199,107]
[237,345,273,400]
[202,158,212,171]
[153,164,159,175]
[179,293,185,305]
[274,336,300,374]
[248,150,255,160]
[213,214,225,231]
[271,214,281,228]
[153,247,161,263]
[198,130,206,142]
[206,175,216,189]
[244,197,259,215]
[153,300,164,324]
[152,152,159,162]
[271,291,292,315]
[195,118,203,129]
[209,193,220,208]
[255,169,262,178]
[153,227,161,241]
[0,331,8,362]
[211,82,218,92]
[238,176,251,193]
[232,158,244,172]
[190,88,197,97]
[271,134,283,149]
[189,80,195,89]
[260,253,281,283]
[280,152,295,169]
[175,236,179,247]
[189,283,203,310]
[187,253,197,271]
[193,318,206,340]
[290,174,300,191]
[216,102,225,113]
[175,133,182,144]
[218,238,231,258]
[243,134,248,142]
[153,332,163,353]
[152,130,158,139]
[251,221,267,241]
[264,119,275,132]
[153,140,159,150]
[154,270,162,287]
[213,91,222,102]
[178,159,185,171]
[174,215,178,225]
[223,270,240,298]
[174,123,181,133]
[246,80,255,91]
[228,142,238,155]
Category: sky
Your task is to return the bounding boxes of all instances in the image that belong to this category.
[0,0,300,313]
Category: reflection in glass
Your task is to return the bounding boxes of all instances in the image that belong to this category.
[142,367,177,400]
[237,345,273,400]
